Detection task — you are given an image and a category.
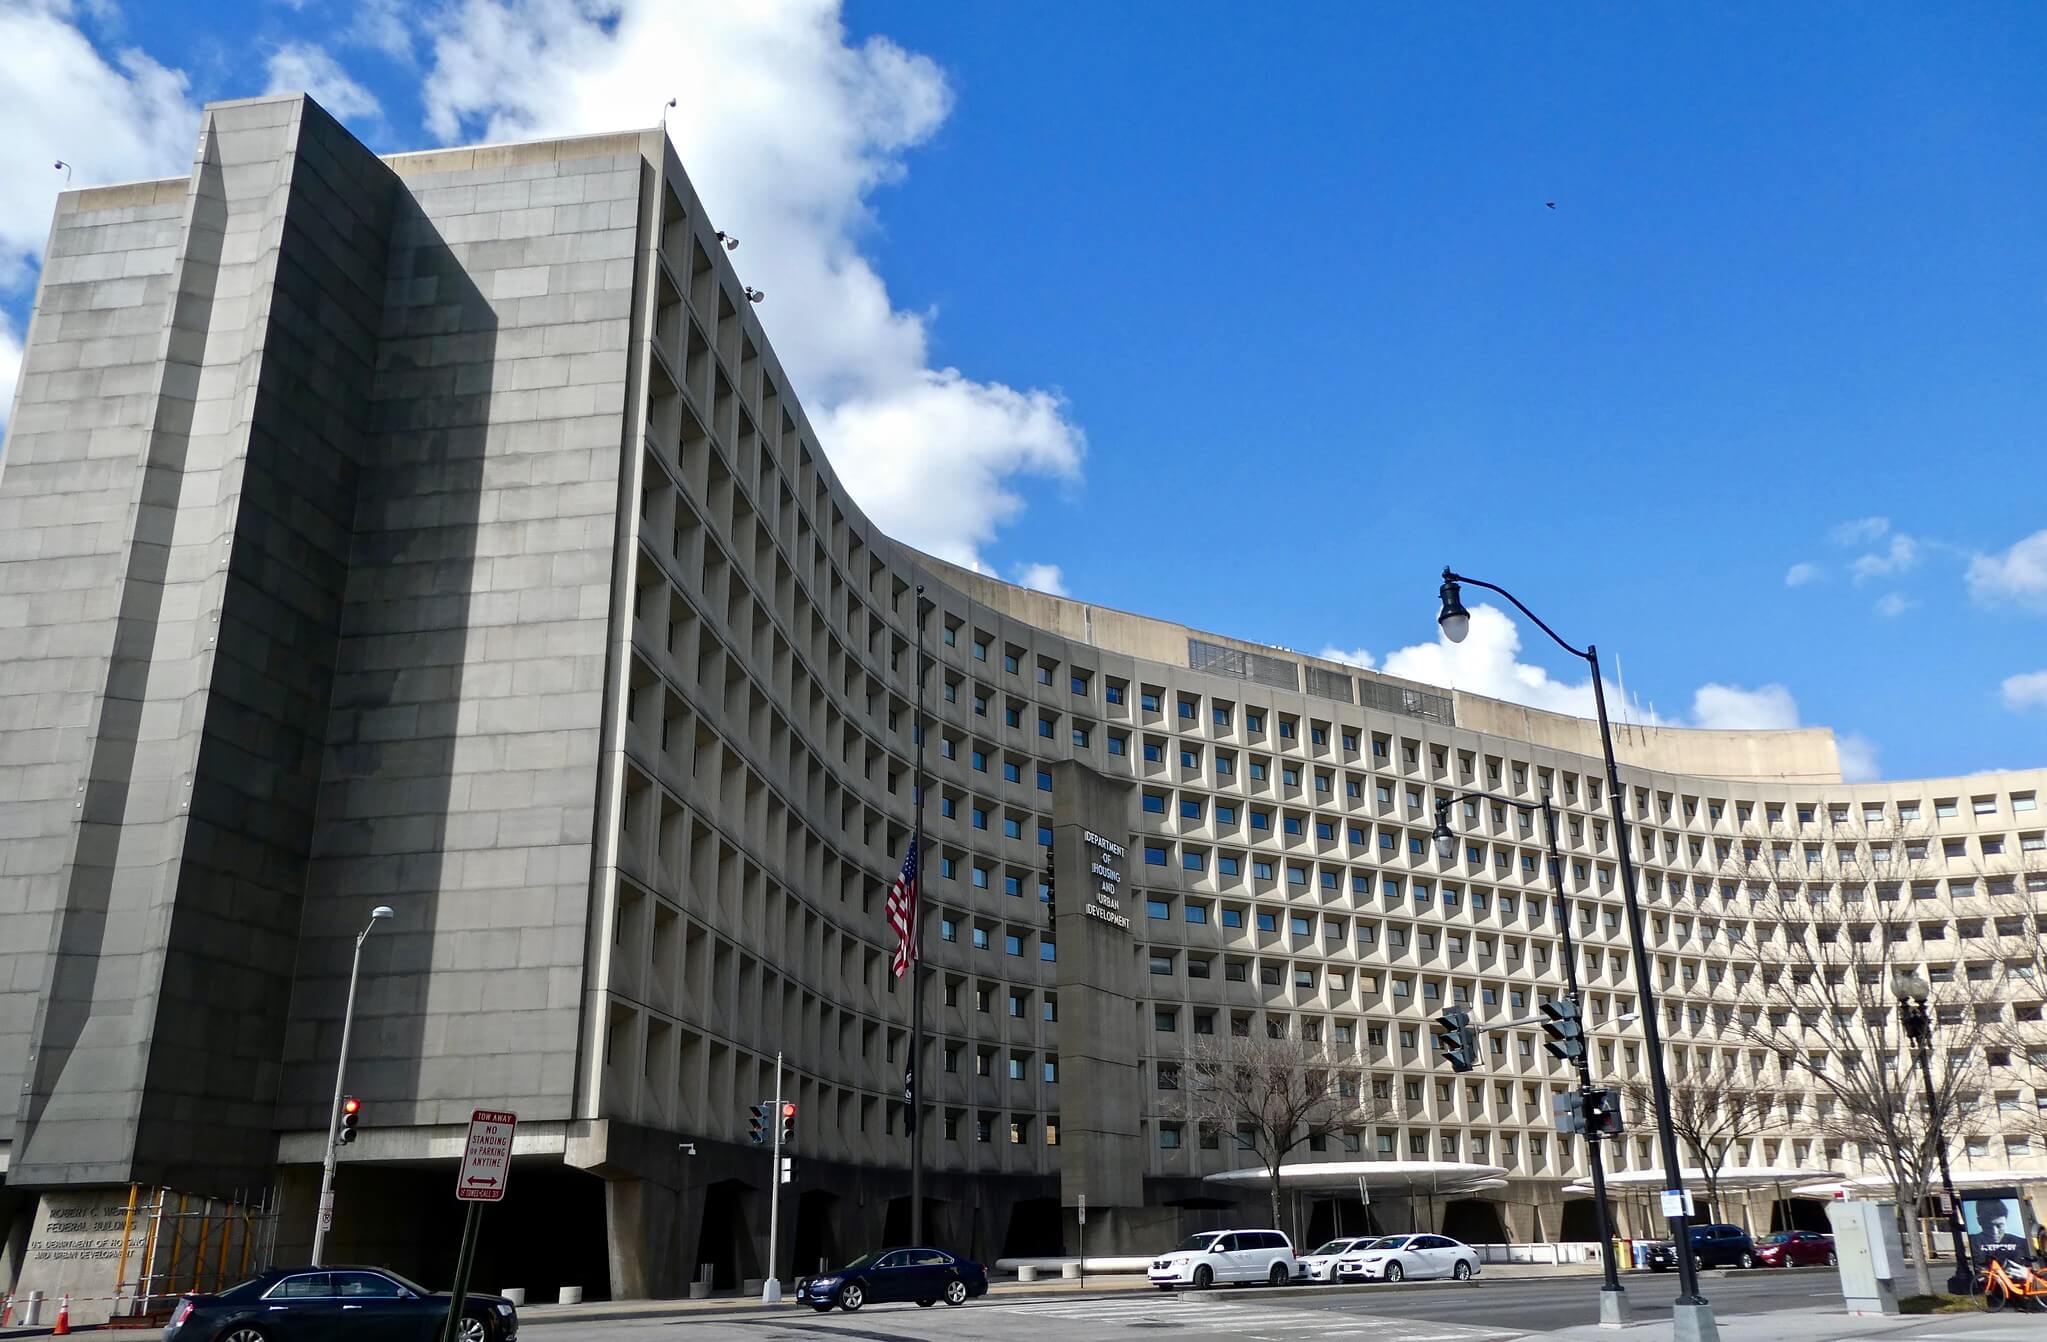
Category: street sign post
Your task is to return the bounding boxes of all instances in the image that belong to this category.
[1077,1195,1086,1289]
[443,1109,515,1342]
[457,1110,516,1201]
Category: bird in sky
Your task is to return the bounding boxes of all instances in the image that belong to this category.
[1545,201,1556,209]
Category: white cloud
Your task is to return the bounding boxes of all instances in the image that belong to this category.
[344,0,414,63]
[1968,529,2047,611]
[1874,592,1915,618]
[1376,604,1646,721]
[1783,562,1821,588]
[1012,562,1066,597]
[2003,670,2047,714]
[1689,682,1800,731]
[1836,733,1881,782]
[265,42,382,123]
[0,309,21,434]
[1317,647,1376,670]
[1831,516,1890,546]
[1850,533,1919,582]
[420,0,1082,569]
[0,1,198,291]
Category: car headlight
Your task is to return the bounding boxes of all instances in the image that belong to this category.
[814,1276,840,1288]
[496,1302,514,1316]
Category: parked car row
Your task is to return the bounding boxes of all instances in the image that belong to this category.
[1148,1230,1483,1289]
[1644,1224,1836,1271]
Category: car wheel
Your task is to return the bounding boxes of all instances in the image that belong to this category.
[1385,1261,1404,1283]
[840,1284,865,1312]
[1193,1264,1213,1289]
[1826,1252,1837,1266]
[944,1279,969,1306]
[1453,1260,1473,1282]
[1268,1263,1288,1287]
[1739,1251,1756,1270]
[222,1329,271,1342]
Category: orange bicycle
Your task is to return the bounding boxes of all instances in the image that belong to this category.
[1980,1257,2047,1311]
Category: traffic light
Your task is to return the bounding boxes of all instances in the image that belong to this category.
[748,1101,769,1145]
[1433,1009,1478,1073]
[339,1096,361,1144]
[1552,1090,1585,1135]
[1540,996,1585,1062]
[780,1101,797,1146]
[1581,1087,1625,1138]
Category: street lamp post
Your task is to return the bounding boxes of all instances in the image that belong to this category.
[1892,970,1973,1295]
[310,904,394,1266]
[1435,792,1631,1325]
[1435,568,1716,1342]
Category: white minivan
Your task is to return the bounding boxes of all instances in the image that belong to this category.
[1148,1229,1299,1289]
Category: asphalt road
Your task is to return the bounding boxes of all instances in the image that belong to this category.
[519,1268,1839,1341]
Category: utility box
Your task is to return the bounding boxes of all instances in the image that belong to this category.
[1827,1199,1902,1316]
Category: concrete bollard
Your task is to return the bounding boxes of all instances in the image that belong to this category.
[1061,1262,1081,1280]
[558,1286,583,1305]
[742,1277,764,1294]
[1017,1265,1038,1282]
[689,1281,712,1299]
[22,1291,44,1326]
[501,1289,525,1307]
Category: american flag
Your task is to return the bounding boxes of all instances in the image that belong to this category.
[886,836,920,979]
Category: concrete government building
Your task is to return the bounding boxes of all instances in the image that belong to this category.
[2,94,2044,1302]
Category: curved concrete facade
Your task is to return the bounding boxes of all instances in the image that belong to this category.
[1,95,2043,1301]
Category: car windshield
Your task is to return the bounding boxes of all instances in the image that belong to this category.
[1362,1236,1409,1251]
[1759,1233,1791,1245]
[1179,1234,1224,1252]
[832,1254,878,1274]
[1309,1240,1353,1256]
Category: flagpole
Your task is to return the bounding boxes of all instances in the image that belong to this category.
[909,581,929,1246]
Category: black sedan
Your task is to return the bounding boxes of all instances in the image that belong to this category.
[798,1247,988,1312]
[163,1266,516,1342]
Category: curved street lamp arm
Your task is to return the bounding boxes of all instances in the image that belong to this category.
[1444,572,1592,662]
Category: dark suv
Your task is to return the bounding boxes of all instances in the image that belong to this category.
[1646,1224,1757,1271]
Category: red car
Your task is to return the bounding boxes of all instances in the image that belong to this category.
[1755,1231,1835,1267]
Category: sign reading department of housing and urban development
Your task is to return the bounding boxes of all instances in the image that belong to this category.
[1082,829,1130,932]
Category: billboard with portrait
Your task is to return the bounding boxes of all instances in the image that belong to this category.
[1960,1187,2030,1263]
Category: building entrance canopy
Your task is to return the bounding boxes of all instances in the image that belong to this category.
[1563,1166,1836,1196]
[1205,1160,1509,1197]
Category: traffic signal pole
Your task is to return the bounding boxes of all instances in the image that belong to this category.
[311,909,389,1266]
[764,1051,785,1304]
[1540,794,1631,1325]
[1432,791,1630,1326]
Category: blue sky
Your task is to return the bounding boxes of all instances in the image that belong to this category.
[2,1,2043,782]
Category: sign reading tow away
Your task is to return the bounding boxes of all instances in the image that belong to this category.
[456,1109,517,1202]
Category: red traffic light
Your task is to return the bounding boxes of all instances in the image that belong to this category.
[342,1096,362,1117]
[781,1103,796,1118]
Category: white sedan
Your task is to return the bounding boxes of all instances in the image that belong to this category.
[1336,1233,1481,1283]
[1297,1237,1370,1283]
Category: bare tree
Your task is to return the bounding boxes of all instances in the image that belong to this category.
[1169,1032,1385,1231]
[1718,813,1995,1296]
[1621,1069,1776,1223]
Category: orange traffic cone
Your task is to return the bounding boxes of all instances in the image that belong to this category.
[52,1291,70,1335]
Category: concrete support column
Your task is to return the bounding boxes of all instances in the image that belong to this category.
[605,1177,684,1300]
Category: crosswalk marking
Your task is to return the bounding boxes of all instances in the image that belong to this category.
[978,1296,1516,1341]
